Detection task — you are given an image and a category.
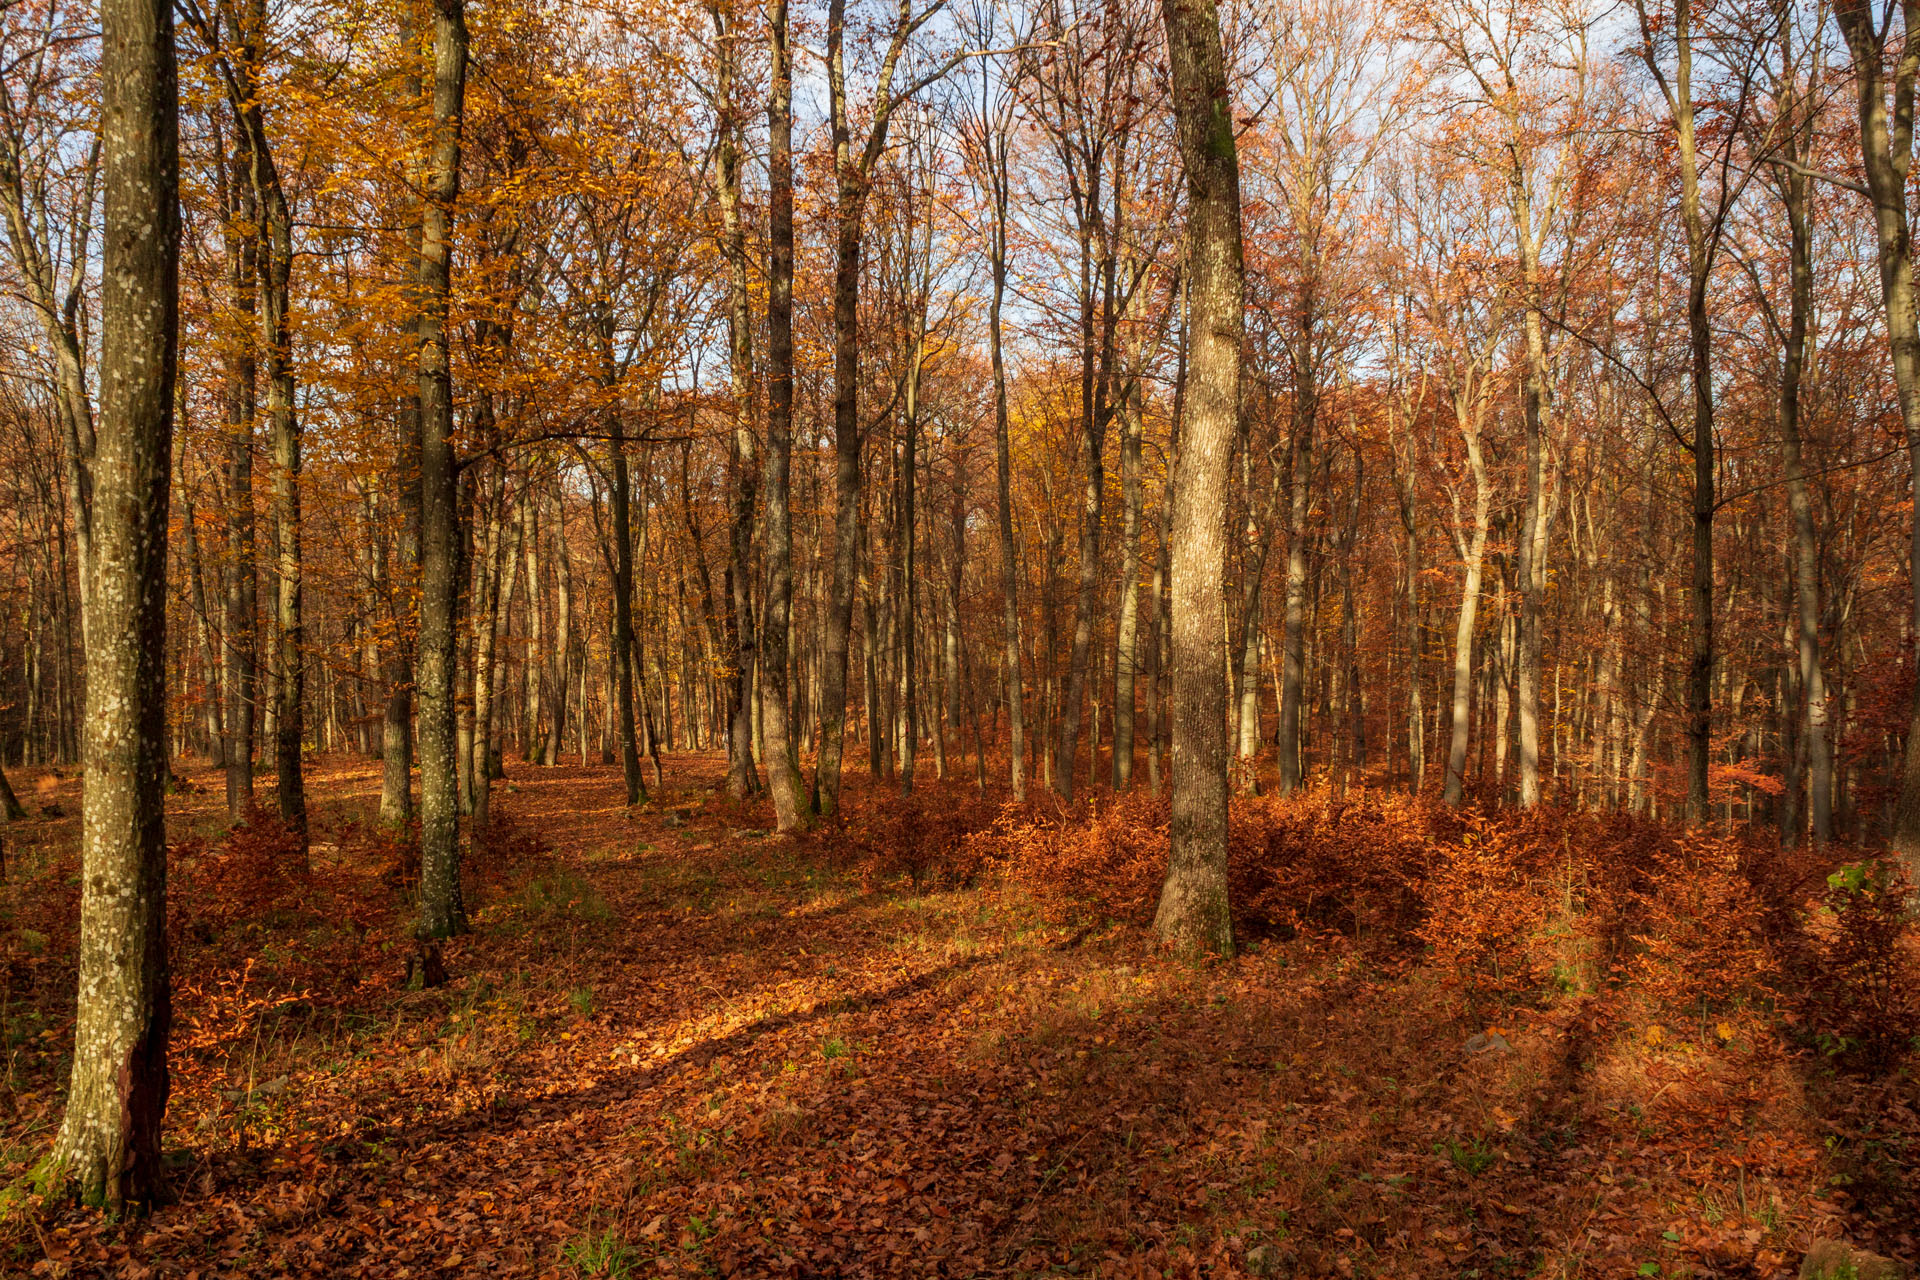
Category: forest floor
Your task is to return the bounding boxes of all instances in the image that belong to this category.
[0,754,1915,1278]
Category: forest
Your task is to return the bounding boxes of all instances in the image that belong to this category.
[1,0,1919,1273]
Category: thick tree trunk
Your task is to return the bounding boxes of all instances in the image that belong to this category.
[1835,0,1920,858]
[1153,0,1243,957]
[0,760,26,823]
[414,0,469,942]
[43,0,177,1206]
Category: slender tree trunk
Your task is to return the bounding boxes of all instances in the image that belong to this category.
[178,452,224,764]
[760,0,808,831]
[610,437,646,805]
[1514,226,1549,810]
[1113,380,1144,789]
[264,240,304,848]
[220,128,257,819]
[1775,121,1831,843]
[1153,0,1242,957]
[43,0,177,1205]
[1393,430,1424,791]
[546,487,574,766]
[989,146,1027,803]
[1277,375,1312,793]
[898,316,929,794]
[414,0,469,942]
[709,0,761,801]
[815,173,863,817]
[1444,431,1491,807]
[814,0,922,815]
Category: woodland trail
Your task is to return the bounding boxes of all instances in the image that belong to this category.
[2,755,1911,1277]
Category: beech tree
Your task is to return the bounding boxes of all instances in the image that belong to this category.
[414,0,470,942]
[1152,0,1243,956]
[39,0,179,1208]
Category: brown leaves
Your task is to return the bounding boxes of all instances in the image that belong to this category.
[5,758,1917,1278]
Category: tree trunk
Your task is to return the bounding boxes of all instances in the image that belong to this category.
[610,437,646,805]
[219,117,258,819]
[1444,430,1491,807]
[546,485,574,766]
[1153,0,1243,957]
[43,0,177,1205]
[1276,377,1312,793]
[760,0,809,831]
[1835,0,1920,858]
[711,0,761,801]
[178,452,224,764]
[1774,91,1832,843]
[988,131,1027,803]
[1113,379,1144,789]
[414,0,470,942]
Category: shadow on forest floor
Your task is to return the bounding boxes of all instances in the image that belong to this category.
[0,752,1914,1278]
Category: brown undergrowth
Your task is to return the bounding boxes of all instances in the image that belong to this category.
[0,757,1913,1278]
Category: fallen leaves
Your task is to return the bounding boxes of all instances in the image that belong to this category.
[1,757,1916,1278]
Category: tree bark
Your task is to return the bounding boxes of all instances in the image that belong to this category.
[986,112,1028,803]
[43,0,177,1207]
[610,437,646,805]
[760,0,810,831]
[710,0,762,802]
[1276,371,1312,793]
[1444,422,1492,806]
[1153,0,1243,957]
[414,0,470,942]
[1113,379,1144,789]
[1835,0,1920,857]
[1771,61,1832,844]
[814,0,928,816]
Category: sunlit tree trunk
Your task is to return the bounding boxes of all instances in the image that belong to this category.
[1835,0,1920,858]
[1153,0,1243,957]
[42,0,177,1205]
[1444,420,1491,807]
